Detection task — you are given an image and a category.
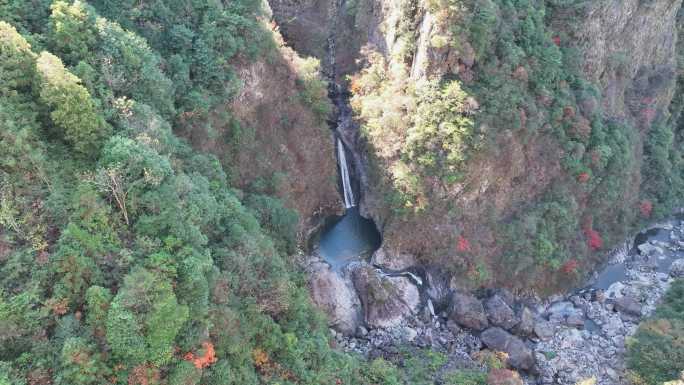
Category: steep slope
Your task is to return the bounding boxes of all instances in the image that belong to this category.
[270,0,684,292]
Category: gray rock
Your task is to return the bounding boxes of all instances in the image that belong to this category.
[448,291,489,331]
[309,262,362,335]
[534,320,556,341]
[351,263,420,328]
[515,306,536,336]
[670,258,684,278]
[614,296,642,317]
[370,247,416,270]
[638,243,663,256]
[481,327,535,370]
[485,295,519,330]
[425,268,452,311]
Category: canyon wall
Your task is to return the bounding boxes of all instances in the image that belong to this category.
[269,0,683,291]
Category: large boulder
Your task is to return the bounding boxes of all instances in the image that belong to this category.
[515,306,536,336]
[351,263,420,328]
[485,295,519,330]
[670,259,684,278]
[308,262,362,335]
[480,327,535,370]
[370,247,416,271]
[448,291,489,331]
[614,295,641,317]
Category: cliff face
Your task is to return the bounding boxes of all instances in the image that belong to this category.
[268,0,683,291]
[186,24,341,235]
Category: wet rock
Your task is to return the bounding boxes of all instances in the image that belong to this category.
[670,259,684,278]
[448,291,489,331]
[614,296,641,317]
[370,247,416,270]
[534,320,556,341]
[425,267,451,311]
[638,243,663,256]
[485,295,519,330]
[605,282,626,299]
[351,263,420,328]
[480,327,535,370]
[308,262,362,335]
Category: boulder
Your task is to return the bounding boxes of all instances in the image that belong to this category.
[485,295,519,330]
[480,327,535,370]
[638,243,664,256]
[308,262,362,335]
[370,247,416,271]
[614,296,641,317]
[448,291,489,331]
[534,320,555,341]
[515,307,535,336]
[670,259,684,278]
[351,263,420,328]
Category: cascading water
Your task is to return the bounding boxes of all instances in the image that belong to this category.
[337,138,356,208]
[316,0,381,270]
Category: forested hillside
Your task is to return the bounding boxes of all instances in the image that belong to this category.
[0,1,385,383]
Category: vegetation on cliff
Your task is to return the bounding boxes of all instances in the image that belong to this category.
[627,280,684,385]
[350,0,684,290]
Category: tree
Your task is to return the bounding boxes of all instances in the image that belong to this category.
[56,337,111,385]
[0,21,36,93]
[35,51,109,157]
[106,268,189,366]
[48,1,97,65]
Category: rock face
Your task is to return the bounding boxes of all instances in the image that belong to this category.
[448,292,489,331]
[351,263,420,328]
[614,296,642,317]
[480,327,535,371]
[308,262,362,335]
[670,258,684,278]
[370,247,416,270]
[485,295,519,330]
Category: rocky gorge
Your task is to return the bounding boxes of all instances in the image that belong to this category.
[307,219,684,384]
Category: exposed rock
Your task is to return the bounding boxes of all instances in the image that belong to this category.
[480,327,535,370]
[547,301,585,327]
[605,281,626,299]
[351,263,420,328]
[425,267,452,311]
[638,243,664,256]
[370,247,416,270]
[308,262,362,335]
[670,259,684,278]
[485,295,519,330]
[487,369,524,385]
[448,291,489,331]
[534,320,556,341]
[614,296,642,317]
[515,307,535,336]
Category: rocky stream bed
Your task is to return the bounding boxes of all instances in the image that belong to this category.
[307,219,684,384]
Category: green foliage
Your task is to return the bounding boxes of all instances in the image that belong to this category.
[35,51,109,157]
[106,268,189,366]
[627,280,684,385]
[443,369,488,385]
[56,337,110,385]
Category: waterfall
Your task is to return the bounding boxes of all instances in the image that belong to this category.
[337,138,356,208]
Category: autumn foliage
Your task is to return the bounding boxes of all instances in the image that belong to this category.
[561,259,579,274]
[183,341,217,369]
[457,235,471,252]
[640,200,653,218]
[584,228,603,251]
[577,172,590,183]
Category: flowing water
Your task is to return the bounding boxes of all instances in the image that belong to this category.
[337,138,356,208]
